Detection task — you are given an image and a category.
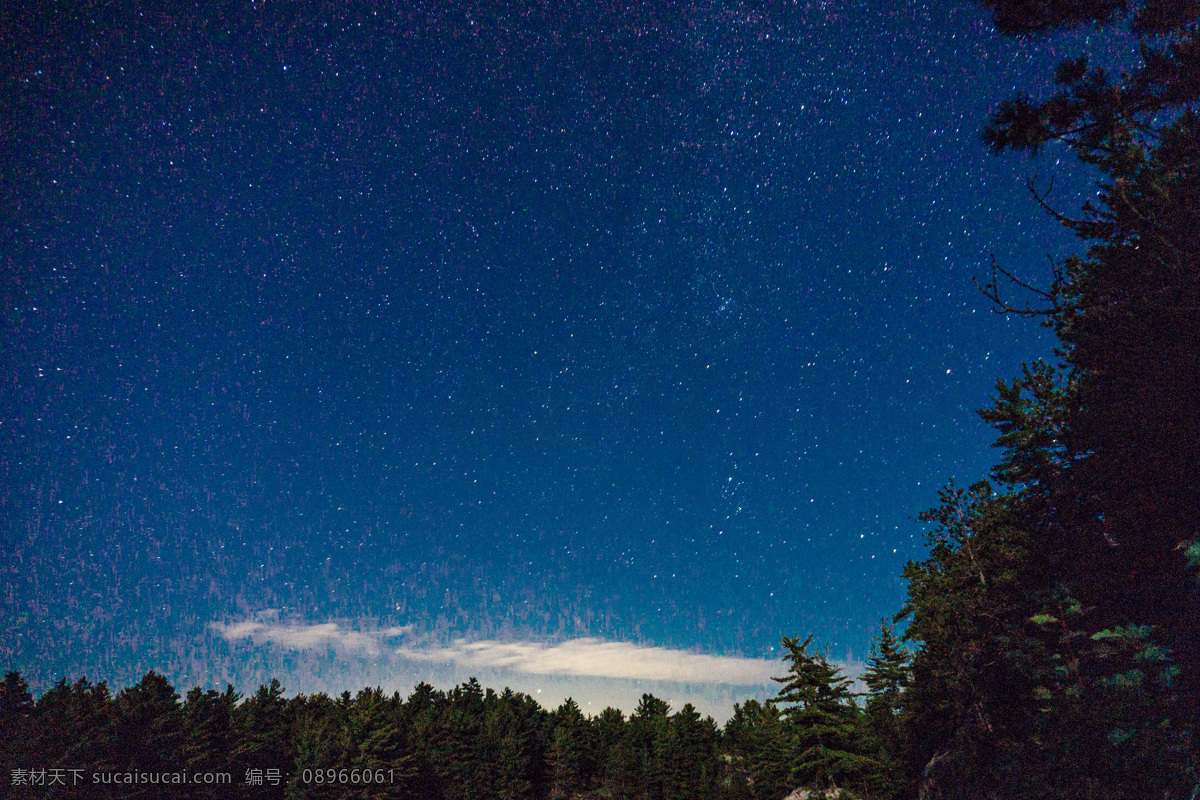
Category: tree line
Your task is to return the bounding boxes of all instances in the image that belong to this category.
[0,632,908,800]
[889,0,1199,796]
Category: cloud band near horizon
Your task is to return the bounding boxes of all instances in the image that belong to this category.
[210,620,802,686]
[395,637,782,685]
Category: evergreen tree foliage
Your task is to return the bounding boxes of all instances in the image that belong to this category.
[0,669,33,727]
[900,481,1070,797]
[664,704,721,800]
[977,0,1200,724]
[0,670,34,784]
[773,635,879,796]
[288,692,344,800]
[342,687,409,800]
[183,685,241,800]
[485,688,548,800]
[862,622,910,800]
[397,680,445,799]
[440,677,488,799]
[894,2,1200,796]
[595,705,637,799]
[547,698,592,799]
[628,693,672,800]
[112,671,187,800]
[234,678,292,800]
[0,667,905,799]
[33,677,117,800]
[722,699,791,800]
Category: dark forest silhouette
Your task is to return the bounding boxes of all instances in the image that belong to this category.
[0,633,900,800]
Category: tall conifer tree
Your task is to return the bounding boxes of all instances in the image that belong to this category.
[773,635,878,796]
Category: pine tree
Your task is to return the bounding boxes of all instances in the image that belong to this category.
[113,671,186,800]
[547,698,591,799]
[440,678,487,800]
[895,0,1200,795]
[723,699,792,800]
[862,621,910,800]
[182,685,240,800]
[628,693,672,800]
[484,688,546,800]
[343,687,409,800]
[595,706,636,799]
[663,704,720,800]
[288,693,344,800]
[399,682,448,800]
[233,678,291,800]
[899,476,1082,798]
[773,635,878,796]
[34,678,118,800]
[0,671,34,781]
[976,0,1200,738]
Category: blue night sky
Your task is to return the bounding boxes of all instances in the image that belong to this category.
[1,1,1126,717]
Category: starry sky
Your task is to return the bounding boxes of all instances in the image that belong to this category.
[1,0,1126,717]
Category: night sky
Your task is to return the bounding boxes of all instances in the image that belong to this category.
[2,1,1127,718]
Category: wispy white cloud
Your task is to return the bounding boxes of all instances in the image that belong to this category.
[210,619,853,689]
[395,637,782,686]
[207,618,864,721]
[210,620,412,656]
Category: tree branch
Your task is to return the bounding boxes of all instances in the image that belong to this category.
[974,255,1065,318]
